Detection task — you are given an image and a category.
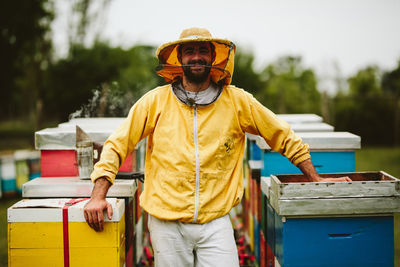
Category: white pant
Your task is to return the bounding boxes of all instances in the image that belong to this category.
[148,214,240,267]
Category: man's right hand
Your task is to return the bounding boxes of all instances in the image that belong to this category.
[84,177,112,232]
[84,198,113,232]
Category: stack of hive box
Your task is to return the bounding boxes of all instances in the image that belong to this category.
[7,118,147,267]
[243,114,400,267]
[0,150,40,197]
[8,198,125,266]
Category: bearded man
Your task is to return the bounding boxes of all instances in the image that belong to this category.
[84,27,350,267]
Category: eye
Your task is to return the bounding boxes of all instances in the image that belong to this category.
[183,48,194,55]
[199,47,210,54]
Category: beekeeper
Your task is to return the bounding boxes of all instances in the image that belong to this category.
[84,27,351,267]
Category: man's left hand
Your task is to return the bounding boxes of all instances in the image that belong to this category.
[314,176,352,182]
[298,159,352,182]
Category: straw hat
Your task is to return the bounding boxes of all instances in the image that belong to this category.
[156,27,236,85]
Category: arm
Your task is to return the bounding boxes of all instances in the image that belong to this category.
[242,93,352,182]
[298,159,352,182]
[84,90,157,231]
[90,91,154,185]
[84,177,113,232]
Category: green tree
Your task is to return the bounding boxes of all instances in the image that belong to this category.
[257,56,321,114]
[117,45,164,100]
[231,49,264,96]
[382,61,400,146]
[334,66,395,145]
[348,66,381,97]
[44,43,162,120]
[67,0,112,48]
[44,42,131,120]
[0,0,54,127]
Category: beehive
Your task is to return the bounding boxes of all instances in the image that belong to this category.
[8,198,125,267]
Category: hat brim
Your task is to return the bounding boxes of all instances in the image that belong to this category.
[156,36,236,85]
[156,37,234,58]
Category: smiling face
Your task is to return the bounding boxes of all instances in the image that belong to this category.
[179,42,213,84]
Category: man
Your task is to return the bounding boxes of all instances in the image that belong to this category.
[84,27,351,267]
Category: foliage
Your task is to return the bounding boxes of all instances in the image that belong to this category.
[0,0,54,126]
[67,0,112,46]
[43,43,162,120]
[333,65,399,146]
[1,0,399,146]
[44,42,129,120]
[382,60,400,145]
[231,49,265,96]
[117,45,165,100]
[258,56,321,114]
[232,53,322,115]
[356,147,400,178]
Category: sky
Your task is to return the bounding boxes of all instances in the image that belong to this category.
[53,0,400,92]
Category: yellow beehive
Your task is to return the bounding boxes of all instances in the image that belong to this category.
[8,198,125,267]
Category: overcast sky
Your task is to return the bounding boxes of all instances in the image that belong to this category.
[53,0,400,91]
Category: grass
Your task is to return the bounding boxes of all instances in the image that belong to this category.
[0,119,59,151]
[355,146,400,178]
[0,146,399,265]
[0,195,21,267]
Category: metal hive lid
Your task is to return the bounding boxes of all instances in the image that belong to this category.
[265,172,400,216]
[255,131,361,151]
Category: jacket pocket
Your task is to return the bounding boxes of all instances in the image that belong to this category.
[159,170,196,213]
[216,135,236,171]
[198,171,233,214]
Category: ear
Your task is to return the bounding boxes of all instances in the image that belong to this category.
[177,45,182,64]
[209,42,216,63]
[211,50,216,63]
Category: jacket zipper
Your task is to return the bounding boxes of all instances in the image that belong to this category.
[193,105,200,223]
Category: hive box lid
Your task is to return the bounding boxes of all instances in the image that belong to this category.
[35,127,114,150]
[261,176,271,198]
[287,122,334,132]
[58,117,125,129]
[277,114,323,124]
[247,123,334,138]
[22,177,137,198]
[8,198,124,222]
[267,172,400,216]
[271,171,400,199]
[35,117,127,150]
[255,131,361,151]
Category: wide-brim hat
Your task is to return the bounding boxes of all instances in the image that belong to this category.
[156,27,236,85]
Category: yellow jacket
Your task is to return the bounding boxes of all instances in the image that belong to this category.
[91,84,310,224]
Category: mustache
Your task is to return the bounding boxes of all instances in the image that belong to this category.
[187,59,207,66]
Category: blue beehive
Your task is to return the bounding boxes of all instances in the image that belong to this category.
[261,172,400,267]
[1,154,17,196]
[253,131,361,176]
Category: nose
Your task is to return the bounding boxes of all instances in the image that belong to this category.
[191,50,202,60]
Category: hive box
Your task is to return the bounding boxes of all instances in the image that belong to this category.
[21,177,138,267]
[1,154,17,196]
[254,131,361,176]
[269,171,400,216]
[35,118,138,177]
[8,198,125,267]
[261,172,400,267]
[276,114,323,124]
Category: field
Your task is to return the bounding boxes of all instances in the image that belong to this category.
[0,146,399,265]
[355,147,400,177]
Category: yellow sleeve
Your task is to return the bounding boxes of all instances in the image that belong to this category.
[90,92,155,184]
[245,92,310,166]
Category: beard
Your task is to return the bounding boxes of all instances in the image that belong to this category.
[182,59,211,84]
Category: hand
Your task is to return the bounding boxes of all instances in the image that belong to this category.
[84,198,113,232]
[298,159,352,182]
[316,176,352,182]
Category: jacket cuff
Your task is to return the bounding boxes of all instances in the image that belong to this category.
[90,170,115,185]
[292,153,311,167]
